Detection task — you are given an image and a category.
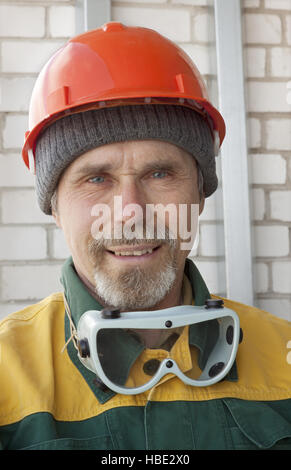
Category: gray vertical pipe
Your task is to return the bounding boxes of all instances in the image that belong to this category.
[75,0,111,34]
[214,0,254,305]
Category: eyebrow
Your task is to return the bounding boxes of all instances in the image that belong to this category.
[72,159,182,179]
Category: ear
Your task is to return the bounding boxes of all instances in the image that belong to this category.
[199,194,205,215]
[52,209,62,229]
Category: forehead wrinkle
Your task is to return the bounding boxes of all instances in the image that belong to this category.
[68,140,195,179]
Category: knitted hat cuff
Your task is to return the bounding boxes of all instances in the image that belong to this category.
[35,104,217,215]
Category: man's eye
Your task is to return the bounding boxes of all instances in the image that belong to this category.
[152,171,168,179]
[89,176,105,184]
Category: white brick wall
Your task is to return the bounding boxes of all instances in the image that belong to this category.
[0,154,34,187]
[49,5,76,37]
[265,0,291,9]
[287,15,291,44]
[1,190,49,224]
[112,6,191,42]
[0,5,45,37]
[273,261,291,294]
[251,188,266,220]
[2,40,65,73]
[265,119,291,150]
[250,154,286,184]
[244,47,266,77]
[0,0,290,321]
[3,114,28,149]
[0,77,35,112]
[254,226,289,257]
[254,262,269,293]
[258,298,291,321]
[199,224,225,257]
[247,118,261,148]
[0,1,75,319]
[195,260,226,295]
[1,264,63,301]
[270,191,291,222]
[247,82,291,112]
[243,14,282,44]
[270,47,291,76]
[0,227,47,260]
[243,2,291,320]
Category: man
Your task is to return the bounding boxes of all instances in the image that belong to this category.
[1,22,291,451]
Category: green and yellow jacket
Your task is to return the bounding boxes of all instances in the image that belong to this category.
[1,257,291,450]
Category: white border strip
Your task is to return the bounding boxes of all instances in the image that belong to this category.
[214,0,254,305]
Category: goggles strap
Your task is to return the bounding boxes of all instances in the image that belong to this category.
[61,293,79,354]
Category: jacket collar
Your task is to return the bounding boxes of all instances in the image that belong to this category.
[61,257,238,403]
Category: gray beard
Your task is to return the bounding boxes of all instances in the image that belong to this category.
[93,258,177,310]
[88,234,178,310]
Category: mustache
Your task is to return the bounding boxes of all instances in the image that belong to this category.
[88,224,177,253]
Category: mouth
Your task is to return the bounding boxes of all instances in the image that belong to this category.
[105,244,162,261]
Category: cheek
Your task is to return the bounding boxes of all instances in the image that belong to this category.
[58,197,96,251]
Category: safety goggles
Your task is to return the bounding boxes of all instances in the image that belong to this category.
[76,302,240,395]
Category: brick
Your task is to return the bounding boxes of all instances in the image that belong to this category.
[244,0,260,6]
[0,5,45,38]
[254,262,269,293]
[257,298,291,321]
[244,48,266,77]
[266,119,291,151]
[199,187,223,221]
[52,228,71,259]
[3,114,28,149]
[0,77,35,112]
[172,0,209,4]
[287,80,291,105]
[49,6,75,38]
[200,224,225,257]
[0,227,47,260]
[250,154,286,184]
[193,13,215,43]
[265,0,291,9]
[112,6,191,42]
[193,260,226,294]
[1,190,50,224]
[247,117,261,148]
[272,261,291,294]
[287,15,291,44]
[243,14,282,44]
[114,0,167,2]
[247,82,291,112]
[0,154,35,187]
[2,40,64,73]
[270,190,291,221]
[179,44,216,75]
[270,47,291,77]
[251,188,265,220]
[1,264,63,301]
[253,225,289,257]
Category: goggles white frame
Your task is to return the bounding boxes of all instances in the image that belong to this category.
[77,305,240,395]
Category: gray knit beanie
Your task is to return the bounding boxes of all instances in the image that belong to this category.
[35,104,217,215]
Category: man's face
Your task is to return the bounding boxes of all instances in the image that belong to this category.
[53,139,205,310]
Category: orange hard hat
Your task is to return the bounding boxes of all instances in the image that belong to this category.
[23,22,225,173]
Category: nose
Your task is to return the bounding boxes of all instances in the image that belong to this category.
[114,178,146,224]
